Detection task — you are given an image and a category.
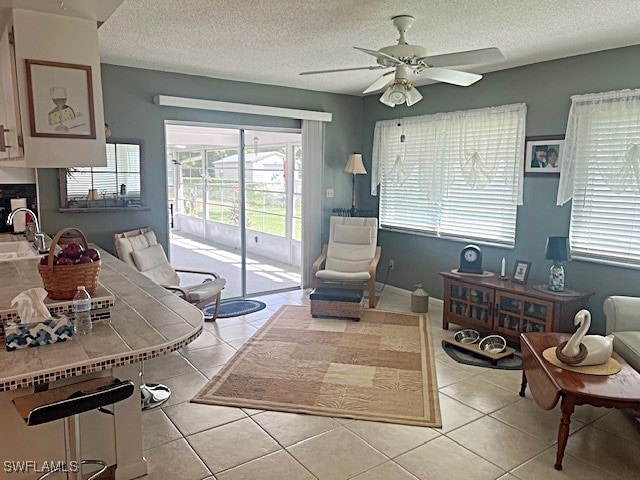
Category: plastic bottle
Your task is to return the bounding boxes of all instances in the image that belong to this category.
[73,286,92,334]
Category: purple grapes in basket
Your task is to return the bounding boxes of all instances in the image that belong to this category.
[40,243,101,266]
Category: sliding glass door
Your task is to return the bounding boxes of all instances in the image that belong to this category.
[243,129,302,295]
[166,122,301,298]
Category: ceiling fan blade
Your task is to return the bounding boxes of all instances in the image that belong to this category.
[363,71,394,94]
[354,47,403,66]
[418,67,483,86]
[300,65,385,76]
[419,47,504,68]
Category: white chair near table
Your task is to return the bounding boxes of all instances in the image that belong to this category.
[113,227,226,409]
[113,227,226,320]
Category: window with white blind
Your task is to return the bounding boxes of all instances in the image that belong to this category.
[59,140,144,210]
[371,103,527,246]
[558,89,640,267]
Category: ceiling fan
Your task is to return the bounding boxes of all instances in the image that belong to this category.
[300,15,504,107]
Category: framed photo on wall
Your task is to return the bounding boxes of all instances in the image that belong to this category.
[524,135,564,177]
[511,260,532,285]
[25,59,96,139]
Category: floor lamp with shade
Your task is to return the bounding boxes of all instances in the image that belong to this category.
[344,153,367,216]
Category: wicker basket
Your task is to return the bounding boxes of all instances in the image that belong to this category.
[310,299,363,320]
[38,227,101,300]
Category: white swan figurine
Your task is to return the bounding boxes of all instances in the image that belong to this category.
[561,309,614,366]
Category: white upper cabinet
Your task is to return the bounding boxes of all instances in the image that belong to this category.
[0,21,24,164]
[2,8,107,168]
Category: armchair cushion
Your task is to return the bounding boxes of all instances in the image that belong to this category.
[114,237,136,267]
[315,269,371,282]
[325,243,376,274]
[313,216,380,308]
[132,244,165,271]
[114,230,158,268]
[182,278,226,302]
[613,331,640,372]
[131,244,180,286]
[324,220,378,274]
[603,295,640,372]
[333,225,372,245]
[603,296,640,333]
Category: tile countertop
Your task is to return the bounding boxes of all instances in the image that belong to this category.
[0,234,29,243]
[0,246,204,392]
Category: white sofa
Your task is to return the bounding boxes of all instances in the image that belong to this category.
[603,296,640,371]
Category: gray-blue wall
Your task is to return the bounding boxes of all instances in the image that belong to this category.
[38,64,363,253]
[360,44,640,333]
[36,45,640,332]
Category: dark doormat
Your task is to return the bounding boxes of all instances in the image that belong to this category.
[202,299,267,319]
[441,340,523,370]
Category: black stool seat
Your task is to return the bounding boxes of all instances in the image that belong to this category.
[13,376,135,480]
[310,288,363,303]
[14,377,134,426]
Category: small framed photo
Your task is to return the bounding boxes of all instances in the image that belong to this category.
[25,59,96,139]
[512,260,532,285]
[524,135,564,177]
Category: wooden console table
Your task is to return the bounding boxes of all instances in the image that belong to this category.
[520,332,640,470]
[440,271,593,343]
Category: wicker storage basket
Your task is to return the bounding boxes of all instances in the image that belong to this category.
[38,228,101,300]
[309,288,364,320]
[310,299,363,320]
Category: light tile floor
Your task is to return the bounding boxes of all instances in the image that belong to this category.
[169,231,301,298]
[138,289,640,480]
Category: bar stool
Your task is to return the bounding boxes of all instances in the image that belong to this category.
[13,376,135,480]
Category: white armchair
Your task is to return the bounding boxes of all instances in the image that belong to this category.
[113,228,226,320]
[312,216,381,308]
[603,296,640,372]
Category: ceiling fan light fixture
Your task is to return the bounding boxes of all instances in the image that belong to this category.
[379,87,398,107]
[379,79,422,107]
[388,83,407,104]
[405,86,423,106]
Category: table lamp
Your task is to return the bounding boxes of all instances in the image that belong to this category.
[545,236,571,292]
[344,153,367,216]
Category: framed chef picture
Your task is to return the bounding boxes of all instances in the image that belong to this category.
[25,59,96,139]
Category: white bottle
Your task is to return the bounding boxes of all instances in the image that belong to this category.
[73,286,92,335]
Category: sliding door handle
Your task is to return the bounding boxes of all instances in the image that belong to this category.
[0,125,9,152]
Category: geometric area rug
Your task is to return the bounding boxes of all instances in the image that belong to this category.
[192,305,441,427]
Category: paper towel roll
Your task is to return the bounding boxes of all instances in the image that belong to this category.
[10,198,27,233]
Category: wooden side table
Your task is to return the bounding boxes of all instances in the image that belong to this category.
[519,332,640,470]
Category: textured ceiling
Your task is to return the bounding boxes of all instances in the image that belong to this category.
[98,0,640,96]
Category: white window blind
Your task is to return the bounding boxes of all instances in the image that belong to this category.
[63,142,143,208]
[558,89,640,266]
[67,143,141,197]
[371,103,526,246]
